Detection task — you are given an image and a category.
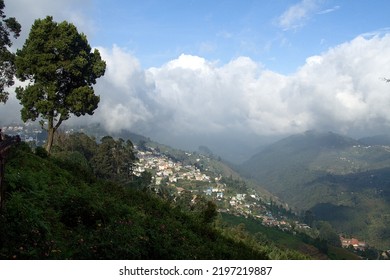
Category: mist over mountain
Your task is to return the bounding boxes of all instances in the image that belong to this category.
[239,130,390,205]
[4,0,390,264]
[238,130,390,250]
[359,134,390,146]
[3,32,390,164]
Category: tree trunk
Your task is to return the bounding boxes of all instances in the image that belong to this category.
[0,157,5,210]
[45,116,55,154]
[46,126,55,154]
[45,115,64,155]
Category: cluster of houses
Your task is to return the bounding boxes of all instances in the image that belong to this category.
[132,147,378,254]
[133,149,211,185]
[132,147,305,233]
[340,236,368,251]
[1,123,377,253]
[1,123,44,144]
[209,187,313,233]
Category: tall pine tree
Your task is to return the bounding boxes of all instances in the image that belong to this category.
[15,16,105,154]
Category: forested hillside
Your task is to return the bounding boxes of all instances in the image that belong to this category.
[240,130,390,250]
[0,138,310,259]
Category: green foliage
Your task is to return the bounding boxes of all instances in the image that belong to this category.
[0,192,52,258]
[35,146,49,158]
[174,191,218,225]
[129,170,152,190]
[52,132,139,183]
[0,0,21,103]
[221,176,248,193]
[0,143,275,259]
[53,131,98,161]
[1,132,353,259]
[240,131,390,250]
[14,16,106,153]
[219,213,361,260]
[91,136,136,179]
[315,221,342,247]
[218,216,310,260]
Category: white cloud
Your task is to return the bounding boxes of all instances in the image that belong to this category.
[92,45,155,133]
[5,0,94,50]
[6,34,390,147]
[3,0,390,160]
[317,5,340,15]
[291,34,390,133]
[278,0,321,31]
[86,34,390,148]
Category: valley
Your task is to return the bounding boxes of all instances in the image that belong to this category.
[240,130,390,250]
[2,123,390,258]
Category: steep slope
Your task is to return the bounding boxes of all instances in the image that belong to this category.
[240,131,360,197]
[144,138,279,201]
[240,131,390,249]
[1,142,310,259]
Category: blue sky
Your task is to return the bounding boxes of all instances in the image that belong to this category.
[6,0,390,76]
[86,0,390,73]
[4,0,390,161]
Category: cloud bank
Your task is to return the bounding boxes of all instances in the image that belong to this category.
[3,0,390,161]
[5,0,94,50]
[89,34,390,144]
[4,32,390,160]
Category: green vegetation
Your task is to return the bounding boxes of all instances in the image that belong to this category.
[240,130,390,250]
[220,213,360,260]
[15,16,106,154]
[0,0,21,103]
[0,139,312,259]
[145,139,277,201]
[0,5,385,259]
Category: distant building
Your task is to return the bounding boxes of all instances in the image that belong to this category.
[340,237,367,250]
[230,197,237,206]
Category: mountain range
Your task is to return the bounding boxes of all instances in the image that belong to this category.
[75,124,390,250]
[239,130,390,250]
[14,122,390,251]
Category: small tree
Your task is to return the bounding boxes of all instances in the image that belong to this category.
[15,16,106,154]
[0,0,21,103]
[91,136,136,179]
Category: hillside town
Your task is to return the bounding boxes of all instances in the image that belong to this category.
[134,149,211,185]
[132,144,381,256]
[0,122,377,255]
[133,145,310,232]
[1,122,306,231]
[1,122,45,145]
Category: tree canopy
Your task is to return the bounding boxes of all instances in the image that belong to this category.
[91,136,137,180]
[15,16,106,153]
[0,0,21,103]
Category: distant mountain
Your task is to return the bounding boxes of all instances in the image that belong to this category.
[113,129,151,145]
[240,130,360,195]
[359,134,390,146]
[62,123,151,145]
[239,130,390,250]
